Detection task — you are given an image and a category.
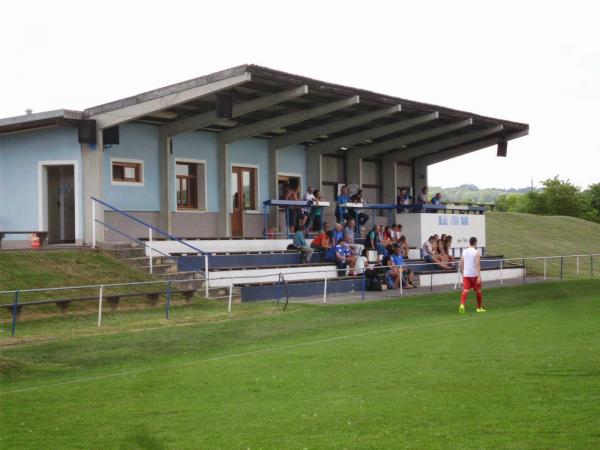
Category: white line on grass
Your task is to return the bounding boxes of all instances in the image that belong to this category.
[1,310,521,396]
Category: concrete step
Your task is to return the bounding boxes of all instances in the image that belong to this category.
[101,247,147,259]
[121,256,171,267]
[142,263,179,275]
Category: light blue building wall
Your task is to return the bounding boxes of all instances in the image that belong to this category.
[102,122,160,211]
[172,131,218,212]
[278,145,307,192]
[0,126,82,238]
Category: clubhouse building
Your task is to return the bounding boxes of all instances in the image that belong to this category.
[0,65,528,248]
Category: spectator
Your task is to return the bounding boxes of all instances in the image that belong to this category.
[285,184,301,232]
[325,236,353,272]
[436,239,451,268]
[390,224,401,243]
[366,224,388,259]
[443,235,455,262]
[396,188,411,213]
[332,222,344,246]
[390,244,416,289]
[310,222,332,252]
[348,189,369,226]
[335,185,350,224]
[352,248,369,276]
[309,189,324,232]
[417,186,430,212]
[344,219,364,256]
[422,235,450,269]
[431,192,443,211]
[292,225,314,264]
[300,186,316,229]
[398,234,410,259]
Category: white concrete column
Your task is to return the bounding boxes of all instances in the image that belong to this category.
[268,142,279,230]
[216,137,231,237]
[82,129,104,244]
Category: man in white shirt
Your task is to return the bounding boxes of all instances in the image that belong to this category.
[300,186,316,228]
[459,237,485,314]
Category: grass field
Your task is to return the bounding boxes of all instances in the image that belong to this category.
[2,280,599,449]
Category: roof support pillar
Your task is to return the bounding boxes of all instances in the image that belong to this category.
[268,142,279,232]
[382,160,396,205]
[216,137,231,237]
[346,151,361,187]
[158,133,172,233]
[82,130,104,244]
[306,151,322,197]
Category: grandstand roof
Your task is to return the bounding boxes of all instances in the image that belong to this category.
[1,64,528,162]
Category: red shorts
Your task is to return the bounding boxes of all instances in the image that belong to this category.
[463,276,481,291]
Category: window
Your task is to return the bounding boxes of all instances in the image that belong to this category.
[232,166,257,211]
[176,161,206,210]
[112,160,143,184]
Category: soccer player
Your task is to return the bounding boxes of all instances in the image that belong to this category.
[459,236,485,313]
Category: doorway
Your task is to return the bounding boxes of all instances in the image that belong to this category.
[231,166,257,237]
[46,165,75,243]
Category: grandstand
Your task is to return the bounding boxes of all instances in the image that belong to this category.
[0,64,529,300]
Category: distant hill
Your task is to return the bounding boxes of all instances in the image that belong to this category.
[429,184,530,204]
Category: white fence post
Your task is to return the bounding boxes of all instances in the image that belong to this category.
[92,199,96,248]
[148,228,153,275]
[543,257,547,280]
[500,258,503,285]
[228,278,233,313]
[576,256,579,277]
[323,276,328,304]
[97,284,104,327]
[204,254,210,299]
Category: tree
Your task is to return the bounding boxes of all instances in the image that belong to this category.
[584,183,600,217]
[532,177,598,221]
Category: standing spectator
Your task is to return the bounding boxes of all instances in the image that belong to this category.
[309,189,324,232]
[431,192,443,211]
[335,185,350,224]
[349,189,369,226]
[292,225,314,264]
[301,186,316,229]
[396,188,411,213]
[285,184,301,233]
[417,186,430,212]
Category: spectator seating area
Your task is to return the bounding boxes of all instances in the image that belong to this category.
[147,239,525,302]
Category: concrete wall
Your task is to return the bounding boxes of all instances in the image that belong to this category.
[103,122,160,211]
[278,144,307,192]
[0,126,82,244]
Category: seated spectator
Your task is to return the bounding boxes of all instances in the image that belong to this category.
[422,235,449,269]
[431,192,443,211]
[383,226,393,242]
[390,224,401,243]
[335,185,350,224]
[398,235,410,259]
[390,244,416,289]
[325,237,354,272]
[366,224,389,259]
[443,235,455,262]
[292,225,314,264]
[344,219,364,256]
[436,238,451,268]
[310,222,332,251]
[351,248,369,276]
[332,222,344,246]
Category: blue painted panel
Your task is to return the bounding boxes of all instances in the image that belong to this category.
[278,145,307,191]
[172,131,218,212]
[229,139,269,209]
[103,122,160,211]
[240,278,362,302]
[0,127,82,238]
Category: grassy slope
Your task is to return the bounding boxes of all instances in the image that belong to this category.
[486,212,600,277]
[1,280,599,449]
[0,251,152,292]
[486,211,600,257]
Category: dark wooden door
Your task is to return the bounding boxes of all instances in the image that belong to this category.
[231,167,257,237]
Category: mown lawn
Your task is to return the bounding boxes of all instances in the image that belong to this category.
[1,280,599,449]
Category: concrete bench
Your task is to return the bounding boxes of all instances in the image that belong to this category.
[0,231,48,249]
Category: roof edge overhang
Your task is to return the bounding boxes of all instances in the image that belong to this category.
[0,109,83,134]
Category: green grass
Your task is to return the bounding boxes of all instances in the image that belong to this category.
[486,211,600,277]
[2,280,599,449]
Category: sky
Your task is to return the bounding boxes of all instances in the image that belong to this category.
[1,0,598,189]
